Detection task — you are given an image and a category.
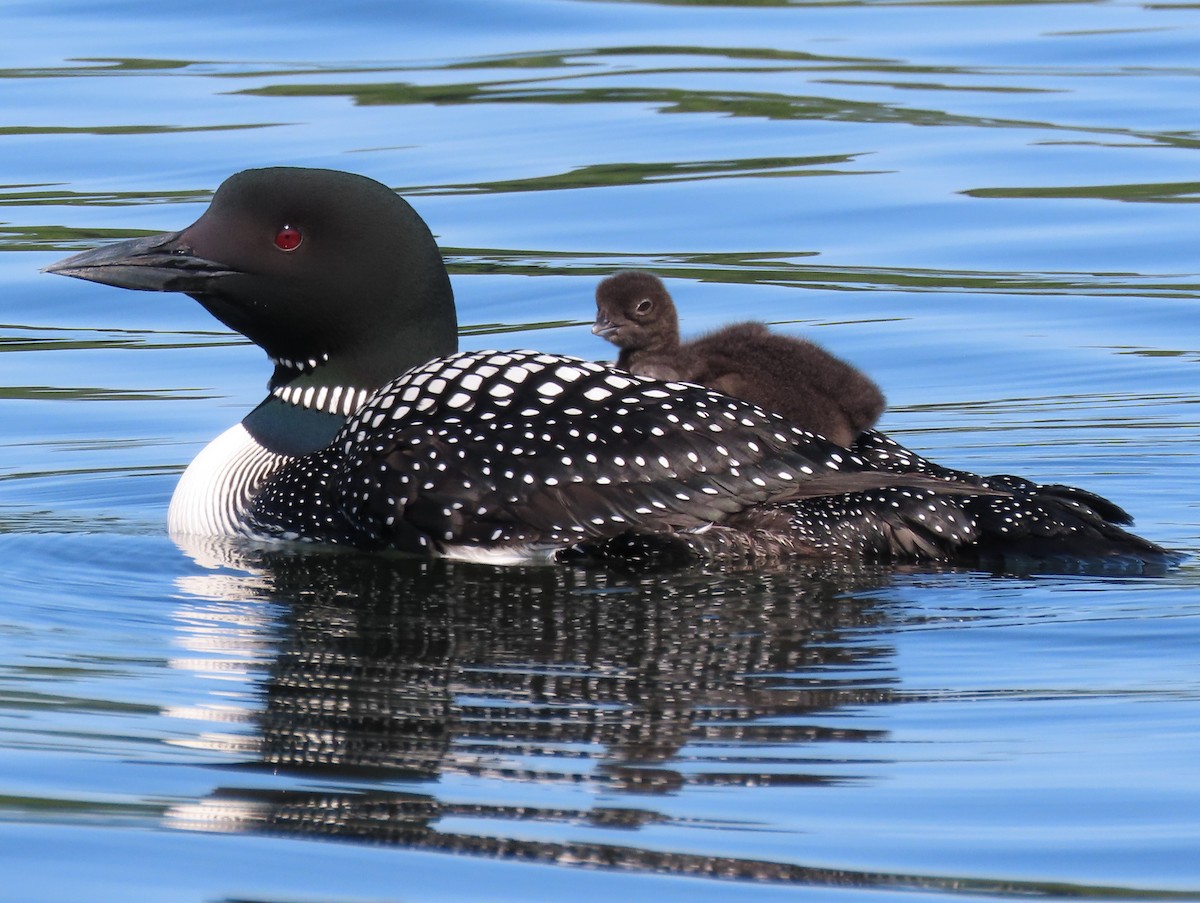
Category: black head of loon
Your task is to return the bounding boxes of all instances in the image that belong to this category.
[595,270,886,448]
[45,167,1169,568]
[48,167,457,419]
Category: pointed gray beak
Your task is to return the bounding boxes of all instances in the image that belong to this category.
[44,231,240,293]
[592,314,618,338]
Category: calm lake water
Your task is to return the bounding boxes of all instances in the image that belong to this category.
[2,1,1199,900]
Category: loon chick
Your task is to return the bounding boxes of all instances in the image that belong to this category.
[44,167,1167,566]
[593,270,885,447]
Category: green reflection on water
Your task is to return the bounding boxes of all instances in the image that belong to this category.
[0,57,195,78]
[9,219,1198,303]
[444,248,1200,300]
[0,124,280,137]
[587,0,1113,6]
[459,320,580,337]
[0,325,243,354]
[0,386,210,402]
[0,191,209,210]
[965,181,1200,203]
[407,155,875,196]
[219,38,1198,157]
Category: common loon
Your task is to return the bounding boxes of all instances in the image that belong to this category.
[593,269,886,447]
[45,167,1167,566]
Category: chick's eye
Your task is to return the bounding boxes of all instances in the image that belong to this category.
[274,225,303,251]
[636,299,653,313]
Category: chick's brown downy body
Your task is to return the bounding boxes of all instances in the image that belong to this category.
[593,270,885,447]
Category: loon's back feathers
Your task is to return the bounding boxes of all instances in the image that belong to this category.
[249,350,988,560]
[594,270,886,447]
[570,488,973,567]
[849,429,1135,526]
[577,483,1162,568]
[45,166,1168,568]
[247,347,1161,566]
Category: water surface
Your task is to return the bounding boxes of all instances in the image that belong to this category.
[1,1,1198,901]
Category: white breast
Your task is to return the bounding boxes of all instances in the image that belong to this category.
[168,423,293,537]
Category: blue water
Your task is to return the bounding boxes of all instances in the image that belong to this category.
[2,1,1199,900]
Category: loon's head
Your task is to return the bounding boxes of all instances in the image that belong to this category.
[46,167,458,393]
[592,270,679,352]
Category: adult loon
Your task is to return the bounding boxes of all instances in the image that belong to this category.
[593,269,886,447]
[45,167,1167,566]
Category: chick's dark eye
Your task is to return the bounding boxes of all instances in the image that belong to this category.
[274,225,303,251]
[636,299,653,313]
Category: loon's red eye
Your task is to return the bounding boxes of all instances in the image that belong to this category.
[274,225,303,251]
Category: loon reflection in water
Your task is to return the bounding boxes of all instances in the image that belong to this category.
[164,549,1149,896]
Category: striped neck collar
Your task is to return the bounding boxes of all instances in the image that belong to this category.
[267,353,373,418]
[271,381,371,418]
[270,352,330,375]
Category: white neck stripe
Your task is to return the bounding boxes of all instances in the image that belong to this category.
[272,352,331,373]
[272,382,370,417]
